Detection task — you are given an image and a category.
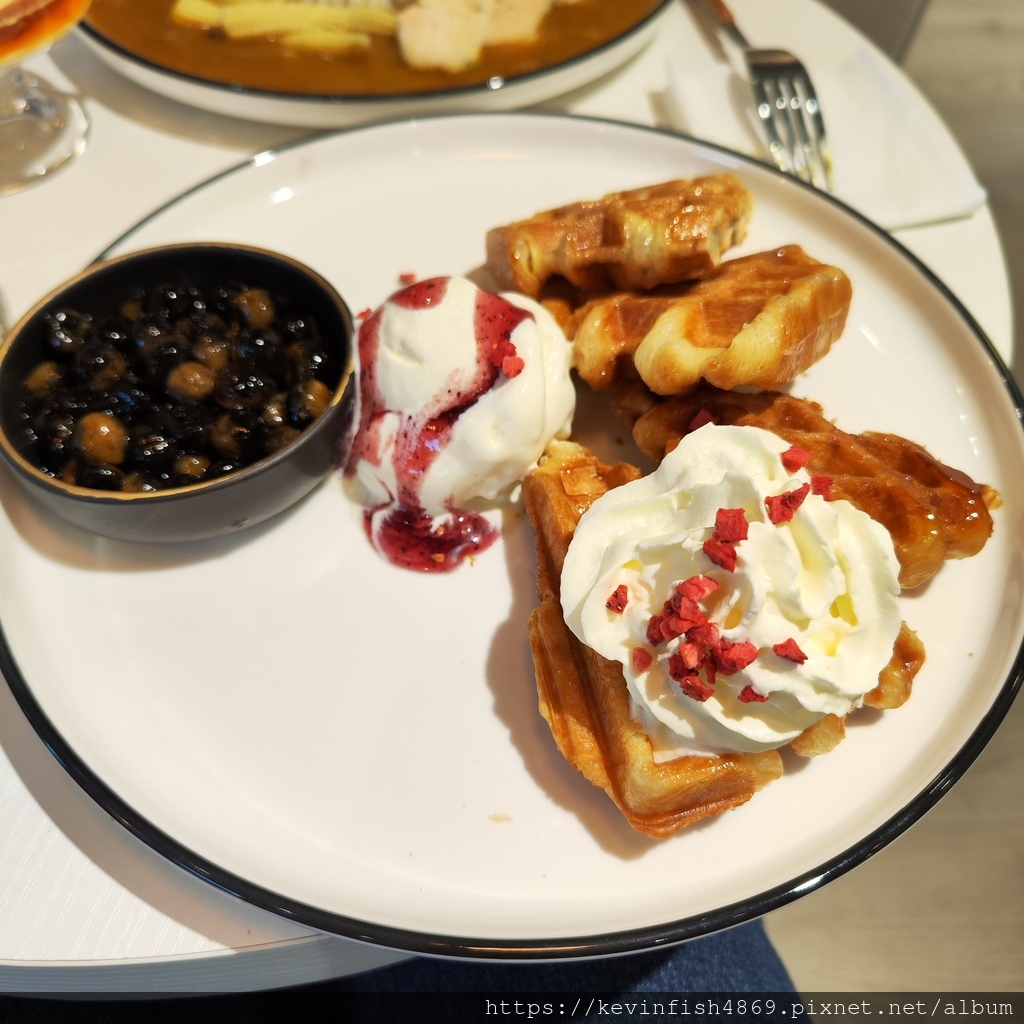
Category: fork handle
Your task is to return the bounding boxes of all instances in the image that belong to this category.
[692,0,751,49]
[703,0,736,26]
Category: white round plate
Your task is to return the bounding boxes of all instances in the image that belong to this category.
[2,113,1022,958]
[77,3,671,128]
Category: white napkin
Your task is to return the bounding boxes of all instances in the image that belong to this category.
[664,46,987,231]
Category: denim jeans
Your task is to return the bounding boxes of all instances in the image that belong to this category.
[351,921,794,995]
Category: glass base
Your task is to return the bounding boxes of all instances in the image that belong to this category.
[0,66,89,196]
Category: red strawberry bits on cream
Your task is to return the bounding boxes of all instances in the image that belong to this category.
[560,423,903,755]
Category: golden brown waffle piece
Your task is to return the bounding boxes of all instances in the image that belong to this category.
[568,245,852,394]
[788,620,926,757]
[614,383,998,590]
[485,175,752,299]
[523,440,784,838]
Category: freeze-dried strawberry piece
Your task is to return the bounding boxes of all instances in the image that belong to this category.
[663,610,696,643]
[781,445,811,472]
[703,509,748,572]
[703,658,717,688]
[714,507,749,543]
[765,483,810,524]
[632,647,653,673]
[646,612,668,646]
[712,638,758,675]
[658,616,687,642]
[677,574,719,602]
[486,337,524,379]
[811,474,834,500]
[399,272,418,285]
[739,685,769,703]
[501,354,525,378]
[687,621,721,647]
[670,640,706,675]
[649,573,718,655]
[648,607,699,645]
[668,649,693,681]
[678,675,715,702]
[606,584,629,614]
[703,536,737,571]
[661,606,706,642]
[668,652,689,681]
[772,638,807,663]
[688,408,718,432]
[661,585,709,637]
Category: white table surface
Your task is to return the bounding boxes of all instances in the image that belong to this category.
[0,0,1015,994]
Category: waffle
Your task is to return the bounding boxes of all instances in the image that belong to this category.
[523,440,784,838]
[523,440,933,836]
[568,245,852,394]
[613,383,998,590]
[485,175,752,299]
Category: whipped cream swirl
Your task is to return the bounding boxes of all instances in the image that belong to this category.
[560,424,902,754]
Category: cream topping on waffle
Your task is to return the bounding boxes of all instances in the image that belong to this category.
[560,424,902,755]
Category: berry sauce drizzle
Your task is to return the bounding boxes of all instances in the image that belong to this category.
[346,277,531,572]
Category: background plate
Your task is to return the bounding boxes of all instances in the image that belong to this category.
[79,2,671,128]
[2,113,1023,958]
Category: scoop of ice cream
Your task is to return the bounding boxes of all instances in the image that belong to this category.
[346,275,575,571]
[560,423,902,754]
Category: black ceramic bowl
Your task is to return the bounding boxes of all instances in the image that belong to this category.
[0,243,355,543]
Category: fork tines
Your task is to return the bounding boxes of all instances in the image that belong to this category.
[747,50,833,191]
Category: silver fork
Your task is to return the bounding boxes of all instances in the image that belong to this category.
[692,0,833,191]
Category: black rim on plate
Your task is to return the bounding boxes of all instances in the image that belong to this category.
[78,0,674,108]
[4,113,1024,959]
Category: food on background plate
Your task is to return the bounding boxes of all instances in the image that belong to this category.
[397,0,577,72]
[12,280,339,493]
[170,0,584,70]
[568,245,852,395]
[344,275,574,572]
[171,0,397,57]
[86,0,664,96]
[486,175,753,299]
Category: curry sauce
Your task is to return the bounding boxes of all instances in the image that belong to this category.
[85,0,665,97]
